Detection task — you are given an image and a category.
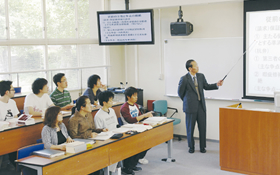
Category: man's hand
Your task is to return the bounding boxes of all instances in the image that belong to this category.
[101,84,107,90]
[145,112,153,118]
[217,80,223,86]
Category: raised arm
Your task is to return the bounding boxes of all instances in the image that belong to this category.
[202,74,219,90]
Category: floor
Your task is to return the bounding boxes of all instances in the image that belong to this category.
[136,137,242,175]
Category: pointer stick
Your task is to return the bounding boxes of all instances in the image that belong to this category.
[222,40,258,81]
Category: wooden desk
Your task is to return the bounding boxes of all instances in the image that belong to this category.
[0,102,123,156]
[17,145,109,175]
[220,107,280,175]
[109,122,172,164]
[16,121,174,175]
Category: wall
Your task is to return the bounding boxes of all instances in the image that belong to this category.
[114,1,275,141]
[107,45,125,87]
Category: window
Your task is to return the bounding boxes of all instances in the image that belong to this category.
[0,0,107,93]
[9,0,43,39]
[46,0,76,38]
[0,46,9,80]
[0,1,6,39]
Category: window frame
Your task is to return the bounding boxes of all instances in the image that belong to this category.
[0,0,108,93]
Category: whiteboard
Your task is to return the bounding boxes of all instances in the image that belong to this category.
[164,37,243,99]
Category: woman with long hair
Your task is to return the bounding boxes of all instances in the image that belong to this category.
[42,106,73,150]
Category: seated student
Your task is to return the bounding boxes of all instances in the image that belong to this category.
[69,96,107,175]
[50,73,74,110]
[24,78,54,116]
[68,95,107,139]
[0,80,19,170]
[0,80,19,121]
[83,74,107,106]
[94,91,121,175]
[41,106,74,150]
[120,87,153,168]
[94,90,118,130]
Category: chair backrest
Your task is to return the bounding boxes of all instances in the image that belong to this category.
[147,100,155,111]
[153,100,168,115]
[17,143,44,160]
[118,117,124,126]
[36,138,42,143]
[71,106,77,115]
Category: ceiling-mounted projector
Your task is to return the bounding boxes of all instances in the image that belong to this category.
[170,6,193,36]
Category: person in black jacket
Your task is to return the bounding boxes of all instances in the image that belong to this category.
[178,59,223,153]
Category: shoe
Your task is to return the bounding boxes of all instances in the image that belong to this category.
[122,168,135,175]
[200,148,206,153]
[138,158,149,164]
[132,166,142,171]
[188,148,194,153]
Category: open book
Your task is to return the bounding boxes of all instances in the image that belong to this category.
[18,114,35,125]
[121,124,152,132]
[89,131,115,141]
[143,117,167,126]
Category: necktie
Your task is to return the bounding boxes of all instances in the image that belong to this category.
[193,77,201,101]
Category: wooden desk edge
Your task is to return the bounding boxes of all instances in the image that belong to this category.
[16,120,173,167]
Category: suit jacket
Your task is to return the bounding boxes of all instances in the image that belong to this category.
[178,72,218,113]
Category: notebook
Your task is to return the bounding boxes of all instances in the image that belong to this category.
[33,149,65,158]
[89,131,114,141]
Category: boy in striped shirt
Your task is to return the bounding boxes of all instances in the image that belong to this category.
[50,73,73,110]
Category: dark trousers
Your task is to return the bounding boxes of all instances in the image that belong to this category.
[185,101,206,150]
[123,153,141,169]
[138,150,148,159]
[9,151,17,167]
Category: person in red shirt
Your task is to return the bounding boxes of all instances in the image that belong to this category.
[120,87,153,175]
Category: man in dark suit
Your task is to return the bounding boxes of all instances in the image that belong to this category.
[178,59,223,153]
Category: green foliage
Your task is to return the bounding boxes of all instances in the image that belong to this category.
[9,0,43,39]
[46,0,76,38]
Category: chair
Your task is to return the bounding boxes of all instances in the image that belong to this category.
[36,138,42,143]
[153,100,181,141]
[17,143,44,175]
[117,117,123,126]
[147,100,155,112]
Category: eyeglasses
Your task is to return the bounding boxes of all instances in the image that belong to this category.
[10,89,15,92]
[60,79,67,83]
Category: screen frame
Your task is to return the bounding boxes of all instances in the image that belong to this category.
[243,0,280,101]
[97,9,155,45]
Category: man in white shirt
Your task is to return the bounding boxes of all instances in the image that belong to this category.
[24,78,54,116]
[94,91,118,130]
[0,80,19,121]
[0,80,19,170]
[94,91,120,175]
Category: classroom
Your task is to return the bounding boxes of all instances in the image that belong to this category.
[0,0,279,175]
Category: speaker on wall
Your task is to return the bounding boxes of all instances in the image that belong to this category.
[170,22,193,36]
